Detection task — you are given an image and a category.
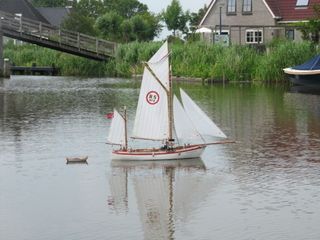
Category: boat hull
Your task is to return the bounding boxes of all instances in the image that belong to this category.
[66,156,88,164]
[284,68,320,86]
[112,145,206,161]
[288,74,320,86]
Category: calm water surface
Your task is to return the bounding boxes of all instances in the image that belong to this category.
[0,76,320,240]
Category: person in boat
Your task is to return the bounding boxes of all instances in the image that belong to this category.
[161,139,175,151]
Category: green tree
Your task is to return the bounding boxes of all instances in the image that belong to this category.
[96,12,124,41]
[76,0,106,18]
[61,0,161,42]
[298,4,320,43]
[105,0,149,18]
[189,5,208,32]
[61,11,97,35]
[31,0,68,7]
[61,0,105,35]
[120,20,134,42]
[96,11,161,42]
[140,13,162,40]
[163,0,188,36]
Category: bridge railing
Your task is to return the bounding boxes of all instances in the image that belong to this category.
[0,10,116,58]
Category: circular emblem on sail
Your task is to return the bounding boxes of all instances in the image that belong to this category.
[146,91,160,105]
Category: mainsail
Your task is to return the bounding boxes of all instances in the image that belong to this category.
[180,89,227,139]
[107,109,126,146]
[173,95,202,142]
[132,42,170,141]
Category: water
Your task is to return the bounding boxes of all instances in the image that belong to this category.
[0,76,320,240]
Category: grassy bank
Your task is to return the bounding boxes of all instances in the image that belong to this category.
[112,40,318,83]
[4,40,319,82]
[4,41,106,77]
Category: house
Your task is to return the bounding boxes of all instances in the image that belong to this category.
[0,0,50,24]
[0,0,71,27]
[198,0,320,45]
[36,7,71,27]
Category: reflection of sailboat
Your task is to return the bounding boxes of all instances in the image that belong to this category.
[107,41,233,161]
[109,159,211,240]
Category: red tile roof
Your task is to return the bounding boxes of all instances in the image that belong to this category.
[266,0,320,21]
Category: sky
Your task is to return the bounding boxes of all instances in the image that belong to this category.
[139,0,211,39]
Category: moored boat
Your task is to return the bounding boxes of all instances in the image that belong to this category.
[66,156,88,164]
[283,55,320,86]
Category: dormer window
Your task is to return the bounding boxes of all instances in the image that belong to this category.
[243,0,252,14]
[227,0,236,15]
[296,0,309,6]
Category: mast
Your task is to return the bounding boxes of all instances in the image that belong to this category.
[167,64,174,145]
[141,41,173,144]
[124,106,128,150]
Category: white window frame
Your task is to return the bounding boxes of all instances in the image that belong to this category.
[296,0,309,6]
[245,29,263,44]
[243,0,252,13]
[227,0,236,14]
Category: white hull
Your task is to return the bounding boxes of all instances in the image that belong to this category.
[283,68,320,75]
[112,145,206,161]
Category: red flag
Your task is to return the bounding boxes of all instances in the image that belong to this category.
[105,112,114,119]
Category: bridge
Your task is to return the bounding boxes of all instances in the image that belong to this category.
[0,10,117,76]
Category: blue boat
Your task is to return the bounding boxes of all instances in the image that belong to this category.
[283,55,320,86]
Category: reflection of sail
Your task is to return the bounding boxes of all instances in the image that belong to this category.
[174,172,214,223]
[110,159,209,240]
[108,168,128,214]
[133,174,171,240]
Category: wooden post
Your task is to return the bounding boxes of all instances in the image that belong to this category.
[4,58,11,78]
[0,26,3,77]
[77,32,80,50]
[19,15,22,34]
[96,39,99,55]
[58,29,61,46]
[124,106,128,150]
[39,22,42,39]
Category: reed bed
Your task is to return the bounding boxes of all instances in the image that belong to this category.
[4,40,319,82]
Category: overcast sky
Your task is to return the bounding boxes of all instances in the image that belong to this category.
[139,0,211,39]
[139,0,211,14]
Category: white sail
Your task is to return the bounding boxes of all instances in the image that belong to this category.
[180,89,227,139]
[107,109,126,146]
[132,41,170,140]
[173,95,202,142]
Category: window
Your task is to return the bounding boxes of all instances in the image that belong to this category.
[243,0,252,13]
[227,0,236,14]
[246,29,263,44]
[286,29,295,40]
[296,0,309,6]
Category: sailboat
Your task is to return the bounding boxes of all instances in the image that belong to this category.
[107,41,233,161]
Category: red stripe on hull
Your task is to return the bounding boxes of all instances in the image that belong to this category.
[113,145,203,156]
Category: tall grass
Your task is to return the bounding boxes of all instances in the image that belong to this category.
[254,40,316,82]
[4,42,106,77]
[110,40,318,83]
[4,40,319,82]
[212,45,258,81]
